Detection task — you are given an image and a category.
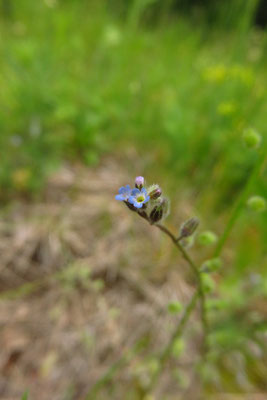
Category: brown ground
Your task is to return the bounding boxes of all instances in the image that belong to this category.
[0,159,238,400]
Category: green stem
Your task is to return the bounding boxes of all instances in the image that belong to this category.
[85,342,143,399]
[214,150,266,258]
[156,223,209,339]
[147,290,199,391]
[85,357,127,400]
[85,216,210,398]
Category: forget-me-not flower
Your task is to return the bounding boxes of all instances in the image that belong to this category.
[128,188,150,209]
[115,184,132,202]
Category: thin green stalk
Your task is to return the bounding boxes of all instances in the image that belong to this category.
[85,356,127,400]
[156,223,209,339]
[214,150,266,258]
[85,341,143,399]
[85,221,208,398]
[147,289,199,392]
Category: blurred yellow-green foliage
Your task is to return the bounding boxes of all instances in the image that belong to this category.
[1,0,266,258]
[0,1,266,196]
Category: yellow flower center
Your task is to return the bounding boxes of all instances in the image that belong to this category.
[136,195,145,203]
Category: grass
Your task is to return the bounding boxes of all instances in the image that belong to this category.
[0,1,266,194]
[1,0,266,268]
[0,0,266,395]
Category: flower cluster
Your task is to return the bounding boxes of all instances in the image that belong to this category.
[115,176,169,223]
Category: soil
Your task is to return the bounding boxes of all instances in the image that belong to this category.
[0,159,203,400]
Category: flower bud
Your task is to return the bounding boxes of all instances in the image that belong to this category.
[198,231,218,246]
[148,184,162,199]
[247,195,266,212]
[149,197,169,223]
[201,274,215,293]
[242,128,261,149]
[172,338,185,358]
[180,217,199,238]
[125,201,137,212]
[167,301,183,314]
[135,176,144,189]
[138,210,148,220]
[150,203,163,223]
[200,257,222,273]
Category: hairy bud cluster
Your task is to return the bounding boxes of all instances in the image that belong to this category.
[115,177,169,224]
[115,177,216,252]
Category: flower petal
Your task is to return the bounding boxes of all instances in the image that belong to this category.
[131,188,140,196]
[143,195,150,203]
[125,184,131,193]
[115,194,125,201]
[118,186,126,195]
[134,201,143,209]
[141,187,147,195]
[128,196,135,204]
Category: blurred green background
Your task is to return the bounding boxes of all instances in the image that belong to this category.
[1,0,266,197]
[1,0,266,273]
[0,0,266,398]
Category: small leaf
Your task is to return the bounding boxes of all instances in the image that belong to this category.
[198,231,218,246]
[200,258,222,273]
[147,358,160,374]
[167,301,183,314]
[201,274,215,293]
[172,338,185,357]
[247,195,266,212]
[242,127,261,149]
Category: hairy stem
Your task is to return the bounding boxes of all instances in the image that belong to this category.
[85,215,209,397]
[156,223,209,341]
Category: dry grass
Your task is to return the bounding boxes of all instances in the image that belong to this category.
[0,158,209,400]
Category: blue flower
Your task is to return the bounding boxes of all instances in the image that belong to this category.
[128,188,150,209]
[115,185,131,201]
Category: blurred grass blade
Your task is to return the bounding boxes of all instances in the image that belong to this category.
[21,391,28,400]
[214,150,266,257]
